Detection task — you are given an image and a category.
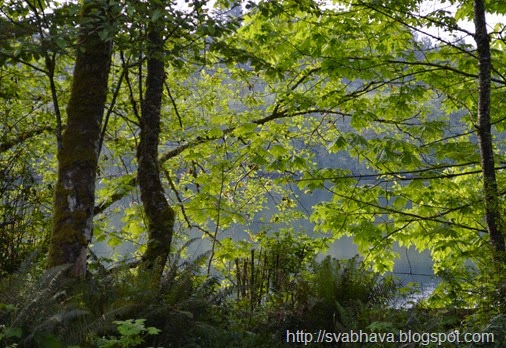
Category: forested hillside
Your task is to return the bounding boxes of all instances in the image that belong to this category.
[1,0,505,346]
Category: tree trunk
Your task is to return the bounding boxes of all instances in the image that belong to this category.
[137,21,175,277]
[47,0,112,277]
[473,0,505,257]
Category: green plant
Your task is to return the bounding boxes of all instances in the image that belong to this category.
[0,264,80,347]
[96,319,160,348]
[0,303,21,347]
[303,255,400,331]
[0,258,144,348]
[91,240,224,348]
[216,229,325,312]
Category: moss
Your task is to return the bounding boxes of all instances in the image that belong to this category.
[48,177,97,269]
[47,0,112,276]
[58,142,98,169]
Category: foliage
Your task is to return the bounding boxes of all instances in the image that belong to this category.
[0,264,86,347]
[96,319,160,348]
[214,229,325,310]
[1,0,506,345]
[0,63,55,276]
[209,229,403,345]
[479,315,506,347]
[276,255,400,333]
[0,242,219,347]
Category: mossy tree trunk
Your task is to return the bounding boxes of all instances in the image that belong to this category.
[473,0,505,259]
[47,0,112,277]
[137,19,175,278]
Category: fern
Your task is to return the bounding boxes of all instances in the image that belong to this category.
[0,239,228,347]
[0,257,147,347]
[0,264,82,347]
[134,240,223,347]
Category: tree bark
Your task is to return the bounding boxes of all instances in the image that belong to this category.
[47,0,112,277]
[473,0,505,257]
[137,20,175,276]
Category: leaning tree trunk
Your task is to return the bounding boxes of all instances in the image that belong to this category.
[137,19,175,278]
[47,0,112,277]
[473,0,505,258]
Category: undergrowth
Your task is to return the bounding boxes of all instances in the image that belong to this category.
[0,242,504,347]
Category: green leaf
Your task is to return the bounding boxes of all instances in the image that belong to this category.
[98,29,109,41]
[269,144,288,156]
[151,9,162,22]
[55,38,66,50]
[232,122,257,137]
[146,326,161,335]
[4,327,22,338]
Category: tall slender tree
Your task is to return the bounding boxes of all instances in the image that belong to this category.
[47,0,113,277]
[473,0,505,258]
[136,9,175,277]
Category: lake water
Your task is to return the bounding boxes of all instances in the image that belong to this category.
[92,186,439,305]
